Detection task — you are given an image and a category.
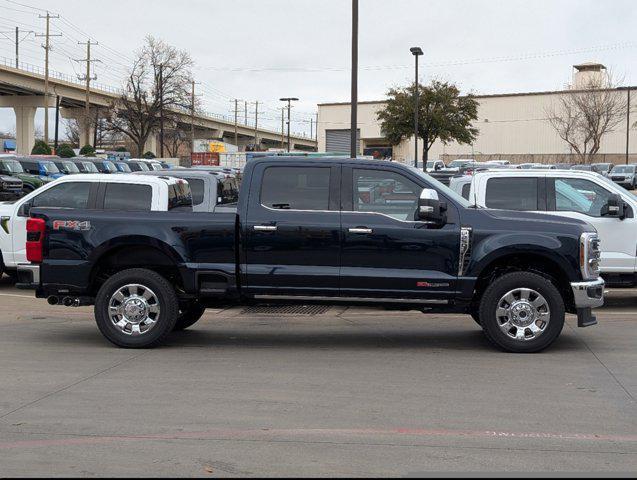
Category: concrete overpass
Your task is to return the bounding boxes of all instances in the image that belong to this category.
[0,60,317,155]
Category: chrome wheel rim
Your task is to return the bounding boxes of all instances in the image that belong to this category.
[496,288,550,342]
[108,284,160,336]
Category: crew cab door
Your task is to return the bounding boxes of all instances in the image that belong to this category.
[340,166,460,302]
[244,163,341,297]
[547,177,637,273]
[10,181,96,266]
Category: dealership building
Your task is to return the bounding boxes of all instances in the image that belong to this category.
[317,63,637,165]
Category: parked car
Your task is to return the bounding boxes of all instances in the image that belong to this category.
[0,174,193,280]
[114,161,132,173]
[554,163,574,170]
[518,163,543,169]
[52,159,81,175]
[0,174,23,201]
[20,157,603,353]
[438,159,475,173]
[86,158,119,174]
[608,164,637,190]
[425,160,446,172]
[484,160,511,166]
[0,157,51,194]
[592,163,614,177]
[134,169,239,212]
[464,169,637,286]
[125,160,151,172]
[71,159,100,174]
[530,164,556,170]
[17,157,64,180]
[570,164,598,172]
[128,158,163,171]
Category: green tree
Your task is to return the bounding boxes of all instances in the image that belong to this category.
[56,144,76,158]
[143,151,156,159]
[79,144,96,156]
[377,80,479,168]
[31,139,52,155]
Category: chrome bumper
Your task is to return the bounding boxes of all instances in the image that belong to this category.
[16,263,40,290]
[571,278,605,309]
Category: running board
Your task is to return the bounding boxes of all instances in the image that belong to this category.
[253,295,449,305]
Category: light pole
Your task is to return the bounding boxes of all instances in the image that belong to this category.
[279,97,298,152]
[351,0,358,158]
[410,47,423,169]
[619,86,633,165]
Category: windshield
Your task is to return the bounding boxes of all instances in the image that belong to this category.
[61,161,80,173]
[103,161,117,173]
[406,166,472,208]
[83,162,99,173]
[449,160,472,168]
[116,162,131,172]
[612,165,635,174]
[41,161,60,173]
[150,163,163,171]
[1,159,24,173]
[135,162,150,171]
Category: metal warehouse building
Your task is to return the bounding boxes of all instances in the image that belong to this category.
[317,63,637,165]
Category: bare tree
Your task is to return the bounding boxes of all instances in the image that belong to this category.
[103,36,195,156]
[63,118,80,146]
[546,75,627,164]
[162,121,189,157]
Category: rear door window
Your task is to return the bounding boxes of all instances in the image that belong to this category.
[485,177,539,211]
[168,182,193,210]
[103,183,152,211]
[260,167,330,210]
[182,178,205,205]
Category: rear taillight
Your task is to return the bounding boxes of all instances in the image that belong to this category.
[26,217,46,263]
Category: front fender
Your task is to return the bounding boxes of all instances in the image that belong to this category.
[468,232,581,282]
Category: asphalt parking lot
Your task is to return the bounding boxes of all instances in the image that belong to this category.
[0,276,635,477]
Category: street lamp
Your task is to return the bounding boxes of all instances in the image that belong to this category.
[279,97,299,152]
[410,47,423,169]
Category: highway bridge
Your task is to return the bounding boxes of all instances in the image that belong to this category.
[0,59,317,155]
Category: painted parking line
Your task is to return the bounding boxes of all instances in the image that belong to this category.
[1,426,636,450]
[0,292,35,299]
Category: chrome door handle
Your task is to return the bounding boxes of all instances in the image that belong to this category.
[254,225,278,232]
[348,227,373,235]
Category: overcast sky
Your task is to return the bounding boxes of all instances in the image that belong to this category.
[0,0,635,137]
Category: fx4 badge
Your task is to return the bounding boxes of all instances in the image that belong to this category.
[52,220,91,231]
[417,281,450,288]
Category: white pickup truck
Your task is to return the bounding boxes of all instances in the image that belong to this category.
[0,174,192,278]
[450,169,637,286]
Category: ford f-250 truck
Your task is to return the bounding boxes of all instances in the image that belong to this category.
[19,157,605,353]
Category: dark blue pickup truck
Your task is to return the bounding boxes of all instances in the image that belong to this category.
[19,157,604,352]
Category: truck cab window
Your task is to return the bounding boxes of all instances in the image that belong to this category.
[183,178,205,205]
[555,178,613,217]
[260,166,330,210]
[31,182,91,209]
[486,177,538,210]
[104,183,152,211]
[353,169,420,221]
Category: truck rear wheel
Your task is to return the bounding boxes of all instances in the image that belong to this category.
[478,272,565,353]
[173,302,206,331]
[94,268,178,348]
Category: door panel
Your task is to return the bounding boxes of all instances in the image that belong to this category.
[244,164,341,296]
[340,167,460,300]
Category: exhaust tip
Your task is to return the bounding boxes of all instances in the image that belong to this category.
[47,296,59,305]
[62,297,73,307]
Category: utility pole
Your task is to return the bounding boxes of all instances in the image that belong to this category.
[244,101,248,126]
[93,107,99,147]
[36,12,61,146]
[619,87,633,165]
[159,64,164,158]
[350,0,358,158]
[315,112,318,141]
[280,107,285,149]
[0,28,34,69]
[252,101,259,150]
[54,95,60,151]
[233,99,239,146]
[280,97,298,153]
[310,116,313,140]
[190,80,196,153]
[76,39,100,147]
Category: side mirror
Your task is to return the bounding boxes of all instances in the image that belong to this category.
[601,194,625,219]
[18,201,32,218]
[418,188,446,224]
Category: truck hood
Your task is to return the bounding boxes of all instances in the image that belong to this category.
[475,208,595,233]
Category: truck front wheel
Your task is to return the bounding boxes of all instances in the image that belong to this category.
[478,272,565,353]
[94,268,178,348]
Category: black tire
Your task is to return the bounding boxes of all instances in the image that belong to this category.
[173,303,206,331]
[94,268,178,348]
[479,272,565,353]
[4,269,18,283]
